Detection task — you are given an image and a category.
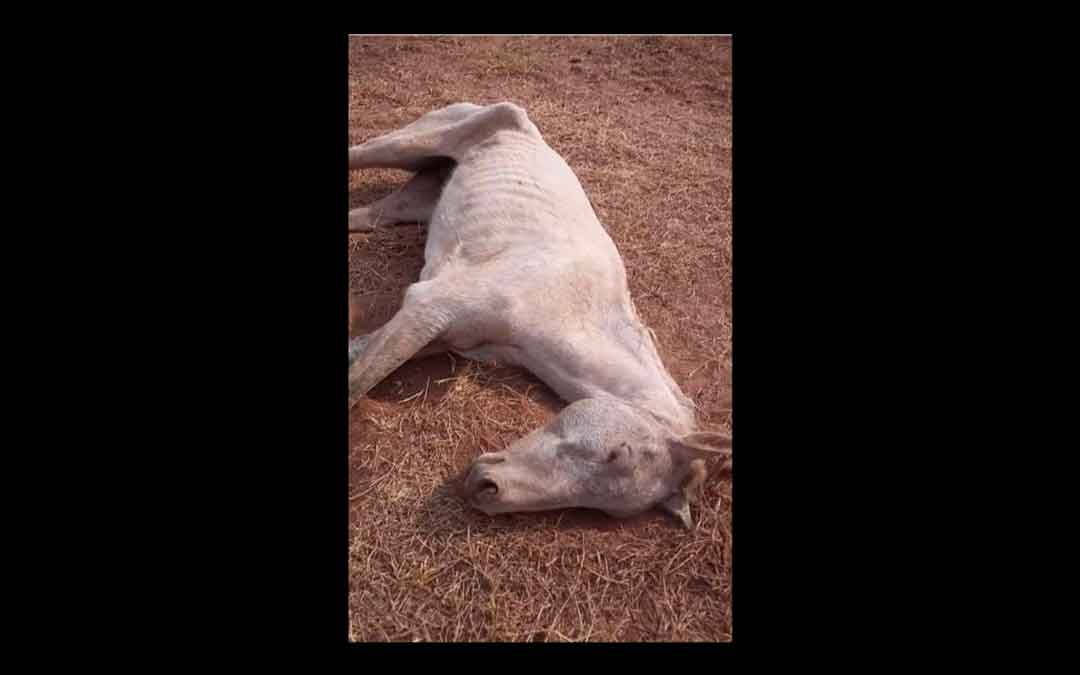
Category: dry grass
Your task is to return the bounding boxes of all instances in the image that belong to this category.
[349,35,732,642]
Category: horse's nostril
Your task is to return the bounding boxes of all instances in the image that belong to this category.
[477,479,498,496]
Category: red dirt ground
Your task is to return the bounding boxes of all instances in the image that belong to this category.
[348,35,732,642]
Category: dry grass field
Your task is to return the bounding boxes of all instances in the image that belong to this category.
[348,35,732,642]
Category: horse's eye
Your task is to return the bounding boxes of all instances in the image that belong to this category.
[607,444,630,462]
[556,441,578,458]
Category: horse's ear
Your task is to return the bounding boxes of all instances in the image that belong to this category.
[659,431,732,528]
[670,431,732,467]
[657,458,708,529]
[659,491,694,529]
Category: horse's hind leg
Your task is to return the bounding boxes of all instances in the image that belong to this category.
[348,102,536,171]
[349,161,454,232]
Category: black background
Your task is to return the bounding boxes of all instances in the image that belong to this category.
[27,29,1004,653]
